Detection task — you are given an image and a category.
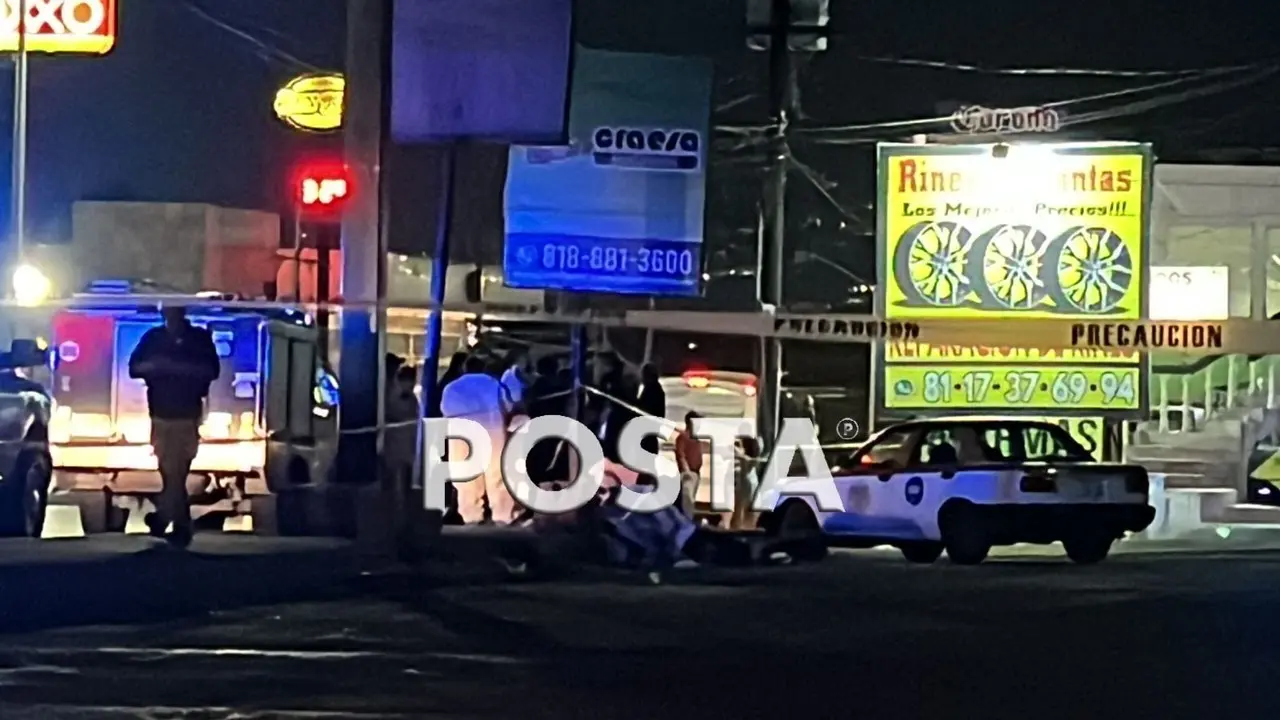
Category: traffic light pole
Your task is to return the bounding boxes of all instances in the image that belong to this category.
[757,0,793,455]
[316,231,331,358]
[291,210,303,300]
[412,142,458,488]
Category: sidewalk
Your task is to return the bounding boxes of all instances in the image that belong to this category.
[0,534,365,634]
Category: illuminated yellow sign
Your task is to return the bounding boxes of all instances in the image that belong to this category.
[0,0,117,54]
[877,142,1151,414]
[273,73,344,132]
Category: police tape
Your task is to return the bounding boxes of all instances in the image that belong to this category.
[21,294,1273,355]
[340,383,815,465]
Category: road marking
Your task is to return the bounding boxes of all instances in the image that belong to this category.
[0,704,408,719]
[0,646,528,664]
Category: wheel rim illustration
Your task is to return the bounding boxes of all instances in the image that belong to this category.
[892,221,974,308]
[967,224,1050,310]
[1048,227,1133,313]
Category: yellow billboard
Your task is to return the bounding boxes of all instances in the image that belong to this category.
[876,142,1150,415]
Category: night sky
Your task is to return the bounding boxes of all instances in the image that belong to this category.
[3,0,1277,294]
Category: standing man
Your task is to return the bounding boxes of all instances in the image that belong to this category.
[674,411,704,516]
[594,353,635,463]
[383,354,419,487]
[128,305,221,548]
[635,363,666,456]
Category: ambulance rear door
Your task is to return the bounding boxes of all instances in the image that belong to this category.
[50,310,117,443]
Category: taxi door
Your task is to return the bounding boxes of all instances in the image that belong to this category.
[879,428,975,540]
[823,426,920,538]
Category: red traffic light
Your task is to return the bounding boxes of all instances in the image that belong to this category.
[293,162,352,216]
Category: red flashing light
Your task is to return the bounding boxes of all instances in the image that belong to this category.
[293,161,352,218]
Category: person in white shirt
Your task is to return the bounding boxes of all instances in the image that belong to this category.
[439,355,518,525]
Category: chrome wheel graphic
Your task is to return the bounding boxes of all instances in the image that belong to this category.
[970,224,1050,310]
[892,221,974,307]
[1048,227,1133,313]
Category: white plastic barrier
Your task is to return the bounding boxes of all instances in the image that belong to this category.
[1135,473,1212,540]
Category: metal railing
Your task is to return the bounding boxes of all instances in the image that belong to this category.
[1145,354,1280,504]
[1148,355,1280,435]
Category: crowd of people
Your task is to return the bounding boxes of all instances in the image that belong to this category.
[380,345,765,578]
[120,302,766,574]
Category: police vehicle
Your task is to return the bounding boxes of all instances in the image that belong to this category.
[760,417,1155,565]
[0,338,54,537]
[48,280,340,533]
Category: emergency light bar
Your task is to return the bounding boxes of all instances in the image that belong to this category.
[81,278,186,295]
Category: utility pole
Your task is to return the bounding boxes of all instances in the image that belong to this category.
[758,0,791,454]
[11,0,28,268]
[749,0,828,453]
[337,0,391,488]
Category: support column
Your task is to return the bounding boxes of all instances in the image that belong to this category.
[1251,221,1269,320]
[338,0,391,485]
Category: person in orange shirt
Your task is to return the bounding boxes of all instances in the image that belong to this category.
[674,411,704,516]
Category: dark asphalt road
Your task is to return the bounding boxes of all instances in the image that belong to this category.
[1,537,1277,719]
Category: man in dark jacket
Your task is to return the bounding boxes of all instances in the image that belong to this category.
[635,363,666,456]
[595,353,636,463]
[128,305,221,548]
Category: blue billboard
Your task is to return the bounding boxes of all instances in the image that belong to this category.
[503,48,713,297]
[391,0,574,143]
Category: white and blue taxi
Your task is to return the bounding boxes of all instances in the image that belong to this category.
[759,417,1156,565]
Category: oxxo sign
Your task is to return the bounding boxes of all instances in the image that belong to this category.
[0,0,117,54]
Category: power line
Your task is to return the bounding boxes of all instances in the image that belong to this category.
[1060,66,1279,128]
[851,54,1277,78]
[796,66,1274,142]
[181,0,322,72]
[787,154,871,231]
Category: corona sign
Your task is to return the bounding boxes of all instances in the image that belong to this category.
[876,141,1152,417]
[0,0,117,54]
[273,73,344,133]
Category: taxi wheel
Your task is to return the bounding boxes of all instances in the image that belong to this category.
[1063,534,1113,565]
[776,501,828,562]
[900,542,945,564]
[941,504,990,565]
